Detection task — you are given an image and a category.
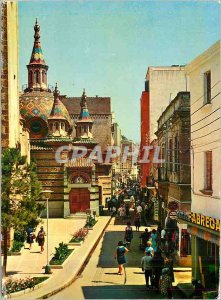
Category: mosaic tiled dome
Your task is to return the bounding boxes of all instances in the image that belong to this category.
[20,91,73,126]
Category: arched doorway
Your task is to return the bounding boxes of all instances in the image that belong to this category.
[69,188,90,213]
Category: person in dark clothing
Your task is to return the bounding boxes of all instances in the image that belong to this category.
[151,251,164,290]
[140,228,150,246]
[124,222,133,249]
[192,279,205,299]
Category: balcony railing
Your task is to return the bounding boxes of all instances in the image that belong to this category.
[21,84,54,92]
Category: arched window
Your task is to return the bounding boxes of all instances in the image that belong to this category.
[84,126,87,132]
[28,71,33,85]
[35,70,39,83]
[56,122,59,130]
[50,123,53,130]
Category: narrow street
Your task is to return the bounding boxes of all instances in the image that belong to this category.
[49,218,190,300]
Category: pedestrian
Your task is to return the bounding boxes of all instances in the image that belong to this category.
[150,229,158,252]
[140,228,150,246]
[145,241,154,256]
[164,256,175,283]
[124,222,133,249]
[159,266,173,299]
[134,211,141,232]
[26,227,35,250]
[151,251,164,290]
[36,226,46,254]
[141,251,153,289]
[136,203,142,214]
[114,241,129,275]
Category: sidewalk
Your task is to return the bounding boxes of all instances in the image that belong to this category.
[9,216,111,299]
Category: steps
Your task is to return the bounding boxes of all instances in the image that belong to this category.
[65,213,87,219]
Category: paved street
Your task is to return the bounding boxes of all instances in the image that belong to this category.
[49,218,191,299]
[5,218,85,279]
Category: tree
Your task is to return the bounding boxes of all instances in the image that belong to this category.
[1,148,44,276]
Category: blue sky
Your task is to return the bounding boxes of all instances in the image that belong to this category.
[18,1,220,142]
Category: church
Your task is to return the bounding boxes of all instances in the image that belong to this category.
[19,20,113,217]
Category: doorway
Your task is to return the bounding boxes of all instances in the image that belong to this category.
[69,188,90,213]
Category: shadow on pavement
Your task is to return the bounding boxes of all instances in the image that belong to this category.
[97,231,144,268]
[82,285,186,299]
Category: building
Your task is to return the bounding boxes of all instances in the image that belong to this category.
[19,20,113,217]
[120,138,138,183]
[184,41,220,290]
[155,91,191,265]
[140,66,187,187]
[1,0,30,160]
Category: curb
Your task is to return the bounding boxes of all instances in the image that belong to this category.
[7,277,52,298]
[38,216,112,299]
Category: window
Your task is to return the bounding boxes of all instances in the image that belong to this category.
[204,70,211,104]
[205,151,212,191]
[169,139,173,172]
[174,137,180,172]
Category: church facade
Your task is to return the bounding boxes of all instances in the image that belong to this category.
[19,20,113,217]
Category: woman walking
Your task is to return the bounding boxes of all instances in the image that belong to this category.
[150,229,158,252]
[159,265,173,299]
[36,226,46,254]
[26,227,35,250]
[114,241,129,275]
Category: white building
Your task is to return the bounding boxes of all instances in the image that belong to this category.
[185,41,220,290]
[147,66,187,142]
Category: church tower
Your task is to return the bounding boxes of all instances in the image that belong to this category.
[25,19,49,92]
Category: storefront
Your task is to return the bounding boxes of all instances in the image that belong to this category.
[178,211,220,290]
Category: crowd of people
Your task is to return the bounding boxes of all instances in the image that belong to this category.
[114,224,176,299]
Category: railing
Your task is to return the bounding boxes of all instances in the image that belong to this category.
[21,84,54,92]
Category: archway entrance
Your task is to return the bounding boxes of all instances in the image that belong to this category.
[69,188,90,213]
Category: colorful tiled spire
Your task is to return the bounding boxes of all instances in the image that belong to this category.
[78,89,93,122]
[49,83,66,119]
[75,89,94,139]
[29,19,46,65]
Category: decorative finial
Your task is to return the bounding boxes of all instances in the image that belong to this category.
[34,18,40,41]
[53,83,60,99]
[81,88,87,108]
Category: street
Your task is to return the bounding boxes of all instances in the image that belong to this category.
[49,218,190,299]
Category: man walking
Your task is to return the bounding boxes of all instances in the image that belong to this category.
[141,251,153,289]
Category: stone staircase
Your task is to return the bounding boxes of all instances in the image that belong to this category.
[65,212,88,219]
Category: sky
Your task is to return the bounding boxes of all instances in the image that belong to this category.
[18,0,220,143]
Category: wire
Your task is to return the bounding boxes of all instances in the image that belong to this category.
[191,128,220,141]
[191,81,221,106]
[191,92,221,116]
[194,146,221,154]
[191,117,220,134]
[192,139,221,148]
[191,107,220,127]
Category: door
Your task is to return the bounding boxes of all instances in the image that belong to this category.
[69,188,90,213]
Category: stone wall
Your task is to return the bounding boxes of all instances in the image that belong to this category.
[31,149,65,217]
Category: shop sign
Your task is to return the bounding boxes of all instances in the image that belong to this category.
[154,200,159,221]
[177,211,220,232]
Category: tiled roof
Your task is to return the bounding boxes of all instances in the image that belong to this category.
[60,96,111,115]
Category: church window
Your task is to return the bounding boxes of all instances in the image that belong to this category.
[56,122,59,130]
[35,70,39,83]
[84,126,87,132]
[50,123,53,130]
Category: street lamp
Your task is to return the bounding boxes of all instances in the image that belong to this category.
[41,189,53,274]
